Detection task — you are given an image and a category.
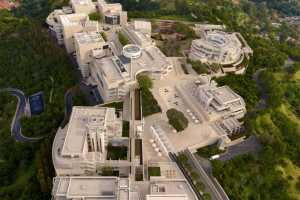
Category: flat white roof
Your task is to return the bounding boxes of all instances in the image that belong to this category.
[210,86,241,104]
[94,45,171,86]
[61,106,113,157]
[74,31,104,44]
[60,13,88,26]
[148,180,197,200]
[53,176,119,199]
[146,194,188,200]
[71,0,93,5]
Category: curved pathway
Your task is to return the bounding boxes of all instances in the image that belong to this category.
[0,88,43,142]
[60,88,73,128]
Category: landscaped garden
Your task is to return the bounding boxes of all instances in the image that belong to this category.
[137,75,161,117]
[148,167,161,178]
[106,143,128,160]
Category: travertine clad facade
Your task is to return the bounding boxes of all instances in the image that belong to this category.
[189,25,253,74]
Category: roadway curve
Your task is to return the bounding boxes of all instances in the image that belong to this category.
[1,88,42,142]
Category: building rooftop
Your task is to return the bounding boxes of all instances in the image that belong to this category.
[53,176,127,199]
[93,45,171,86]
[71,0,93,5]
[210,86,241,105]
[59,13,89,26]
[93,56,129,86]
[61,106,117,157]
[74,31,104,44]
[146,179,197,200]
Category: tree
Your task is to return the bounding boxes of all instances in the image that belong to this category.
[137,75,153,90]
[166,108,189,132]
[88,12,103,21]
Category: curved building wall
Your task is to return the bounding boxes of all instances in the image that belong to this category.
[189,31,245,67]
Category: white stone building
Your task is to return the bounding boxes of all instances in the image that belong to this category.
[97,0,127,26]
[60,14,99,53]
[194,76,246,120]
[52,176,130,200]
[52,106,131,176]
[52,176,198,200]
[121,24,154,48]
[74,31,108,77]
[70,0,96,14]
[90,44,172,102]
[189,27,253,74]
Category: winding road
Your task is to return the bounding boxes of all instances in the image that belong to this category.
[1,88,43,142]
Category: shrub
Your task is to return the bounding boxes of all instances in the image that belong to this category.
[88,12,103,21]
[187,59,209,74]
[118,32,130,46]
[166,108,188,132]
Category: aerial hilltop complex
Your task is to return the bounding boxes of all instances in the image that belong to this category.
[46,0,252,199]
[189,24,253,74]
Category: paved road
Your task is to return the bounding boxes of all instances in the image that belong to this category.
[61,88,74,128]
[1,88,42,142]
[218,136,262,162]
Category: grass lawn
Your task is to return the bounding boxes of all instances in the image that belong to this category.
[148,167,161,178]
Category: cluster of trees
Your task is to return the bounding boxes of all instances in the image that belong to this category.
[0,8,86,199]
[172,22,196,38]
[197,143,224,158]
[88,12,103,21]
[166,108,189,132]
[252,0,300,16]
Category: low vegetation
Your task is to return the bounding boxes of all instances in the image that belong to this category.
[148,167,161,178]
[172,22,196,39]
[166,108,189,132]
[88,12,103,21]
[118,32,130,46]
[107,143,128,160]
[122,121,130,137]
[100,32,107,41]
[100,101,123,110]
[197,143,224,158]
[137,75,161,117]
[187,59,209,74]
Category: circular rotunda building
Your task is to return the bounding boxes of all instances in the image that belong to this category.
[122,44,142,59]
[189,30,252,74]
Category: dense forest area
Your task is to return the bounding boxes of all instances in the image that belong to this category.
[0,1,83,197]
[1,0,300,199]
